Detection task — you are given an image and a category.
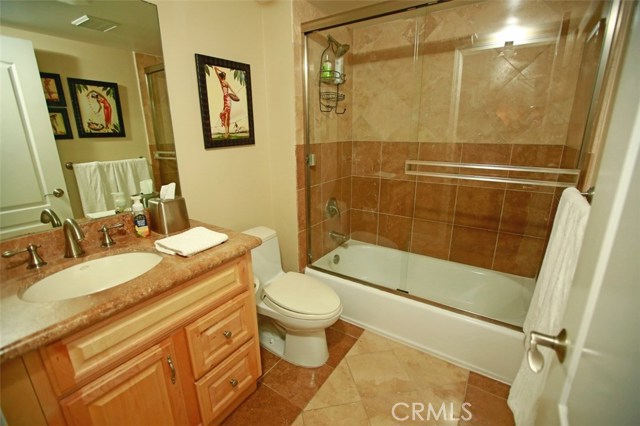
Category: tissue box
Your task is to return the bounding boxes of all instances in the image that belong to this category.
[148,196,190,235]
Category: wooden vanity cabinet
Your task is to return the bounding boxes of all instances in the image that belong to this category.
[9,252,261,426]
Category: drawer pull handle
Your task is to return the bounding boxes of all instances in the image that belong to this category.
[167,355,176,384]
[229,378,239,387]
[223,330,233,339]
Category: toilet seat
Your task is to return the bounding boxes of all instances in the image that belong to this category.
[262,272,342,320]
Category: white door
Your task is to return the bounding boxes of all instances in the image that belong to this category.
[535,5,640,425]
[0,35,72,239]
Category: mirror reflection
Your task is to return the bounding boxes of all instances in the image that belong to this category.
[0,0,180,239]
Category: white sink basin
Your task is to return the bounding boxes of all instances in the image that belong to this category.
[21,252,163,303]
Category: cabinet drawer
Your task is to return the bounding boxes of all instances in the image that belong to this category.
[186,292,256,379]
[42,258,249,395]
[195,339,260,426]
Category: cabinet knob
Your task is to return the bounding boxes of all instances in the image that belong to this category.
[229,378,239,387]
[223,330,233,339]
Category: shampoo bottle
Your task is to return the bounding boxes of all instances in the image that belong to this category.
[321,53,333,79]
[131,195,150,238]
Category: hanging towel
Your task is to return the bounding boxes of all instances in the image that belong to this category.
[73,161,116,215]
[154,227,229,257]
[508,187,590,426]
[111,158,150,197]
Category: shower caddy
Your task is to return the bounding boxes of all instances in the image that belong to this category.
[319,41,346,114]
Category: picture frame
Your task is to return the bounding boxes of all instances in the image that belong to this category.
[67,78,126,138]
[48,108,73,139]
[195,54,255,149]
[40,72,66,107]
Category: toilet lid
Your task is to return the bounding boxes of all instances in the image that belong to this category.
[263,272,341,316]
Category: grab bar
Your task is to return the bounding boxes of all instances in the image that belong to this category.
[404,160,580,188]
[154,151,177,161]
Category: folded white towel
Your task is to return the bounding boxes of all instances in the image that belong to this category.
[154,227,228,257]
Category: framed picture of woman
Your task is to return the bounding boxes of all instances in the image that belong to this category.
[48,108,73,139]
[195,54,255,149]
[67,78,126,138]
[40,72,66,107]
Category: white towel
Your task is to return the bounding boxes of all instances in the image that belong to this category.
[73,161,116,215]
[154,227,229,257]
[508,187,590,426]
[111,158,150,197]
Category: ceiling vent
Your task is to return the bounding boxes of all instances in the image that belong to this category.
[71,15,119,32]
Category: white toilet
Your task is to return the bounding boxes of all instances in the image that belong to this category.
[243,226,342,367]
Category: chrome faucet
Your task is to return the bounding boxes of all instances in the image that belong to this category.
[63,218,85,258]
[329,230,349,244]
[40,208,61,227]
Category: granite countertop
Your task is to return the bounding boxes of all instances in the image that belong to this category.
[0,217,261,362]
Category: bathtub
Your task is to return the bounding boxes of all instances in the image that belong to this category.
[307,240,535,383]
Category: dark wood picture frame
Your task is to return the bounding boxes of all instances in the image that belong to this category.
[40,72,66,107]
[195,54,255,149]
[48,108,73,140]
[68,78,126,138]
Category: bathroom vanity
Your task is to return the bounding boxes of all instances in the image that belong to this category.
[0,218,262,425]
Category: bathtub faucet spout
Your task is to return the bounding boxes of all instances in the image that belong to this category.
[329,230,349,244]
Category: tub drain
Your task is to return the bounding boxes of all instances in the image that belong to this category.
[332,254,340,264]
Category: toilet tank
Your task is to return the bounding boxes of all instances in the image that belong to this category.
[243,226,284,284]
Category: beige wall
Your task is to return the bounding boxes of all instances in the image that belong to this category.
[0,26,150,218]
[153,0,299,271]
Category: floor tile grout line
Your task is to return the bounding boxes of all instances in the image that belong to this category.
[466,383,511,401]
[259,357,281,380]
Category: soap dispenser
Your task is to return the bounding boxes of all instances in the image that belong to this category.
[131,195,150,238]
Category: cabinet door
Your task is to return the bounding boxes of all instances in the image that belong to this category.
[59,337,189,426]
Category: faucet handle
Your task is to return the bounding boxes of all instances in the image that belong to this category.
[99,223,124,247]
[2,244,47,269]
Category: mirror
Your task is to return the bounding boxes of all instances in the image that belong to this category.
[0,0,180,232]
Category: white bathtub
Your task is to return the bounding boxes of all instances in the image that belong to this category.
[307,240,535,383]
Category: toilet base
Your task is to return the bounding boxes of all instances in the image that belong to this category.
[258,316,329,368]
[258,316,286,358]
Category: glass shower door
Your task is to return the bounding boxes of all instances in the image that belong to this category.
[145,63,181,195]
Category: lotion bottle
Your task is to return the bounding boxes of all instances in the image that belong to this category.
[131,195,149,238]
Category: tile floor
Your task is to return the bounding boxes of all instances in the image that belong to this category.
[222,320,515,426]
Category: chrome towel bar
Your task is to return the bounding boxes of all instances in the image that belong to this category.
[404,160,580,188]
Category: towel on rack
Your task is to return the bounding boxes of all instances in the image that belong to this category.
[154,227,228,257]
[111,158,150,198]
[73,161,117,215]
[508,187,590,426]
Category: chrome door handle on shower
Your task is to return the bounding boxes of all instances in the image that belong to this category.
[526,329,568,373]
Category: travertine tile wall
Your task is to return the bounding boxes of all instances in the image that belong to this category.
[297,1,602,277]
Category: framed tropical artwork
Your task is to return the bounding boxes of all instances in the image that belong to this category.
[67,78,125,138]
[195,54,255,149]
[40,72,66,107]
[48,108,73,139]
